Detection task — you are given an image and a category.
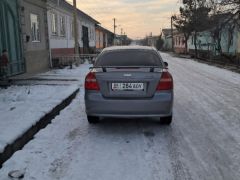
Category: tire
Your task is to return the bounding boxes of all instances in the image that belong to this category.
[87,116,99,124]
[161,115,172,125]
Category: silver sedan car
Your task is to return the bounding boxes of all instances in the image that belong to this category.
[84,46,173,124]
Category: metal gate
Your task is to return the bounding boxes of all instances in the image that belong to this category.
[0,0,25,76]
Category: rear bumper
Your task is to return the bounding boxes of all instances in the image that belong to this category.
[85,90,173,117]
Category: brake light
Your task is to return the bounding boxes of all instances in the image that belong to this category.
[85,72,100,90]
[156,71,173,91]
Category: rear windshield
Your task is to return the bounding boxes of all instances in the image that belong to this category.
[95,50,162,67]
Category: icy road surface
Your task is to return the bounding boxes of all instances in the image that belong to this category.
[0,53,240,180]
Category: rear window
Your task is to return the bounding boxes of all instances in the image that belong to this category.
[95,50,162,67]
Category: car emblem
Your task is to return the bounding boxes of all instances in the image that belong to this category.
[123,74,132,77]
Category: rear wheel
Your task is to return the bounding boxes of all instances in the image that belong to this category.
[161,115,172,125]
[87,116,99,124]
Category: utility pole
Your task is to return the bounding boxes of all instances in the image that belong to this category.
[73,0,79,55]
[121,28,123,45]
[171,16,174,52]
[113,18,117,45]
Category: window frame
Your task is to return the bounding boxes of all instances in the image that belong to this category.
[51,12,58,36]
[30,13,41,43]
[59,15,66,37]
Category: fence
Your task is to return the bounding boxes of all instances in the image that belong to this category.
[52,54,98,68]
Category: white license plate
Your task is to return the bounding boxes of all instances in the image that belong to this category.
[112,83,144,91]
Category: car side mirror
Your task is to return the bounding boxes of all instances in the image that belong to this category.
[164,62,168,68]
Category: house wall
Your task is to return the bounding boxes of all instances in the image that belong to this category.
[220,27,238,55]
[47,5,74,55]
[173,34,186,54]
[163,36,172,51]
[95,29,103,49]
[95,29,100,49]
[187,28,239,57]
[80,19,95,48]
[96,28,110,50]
[47,1,96,56]
[187,31,214,57]
[21,0,49,74]
[237,31,240,56]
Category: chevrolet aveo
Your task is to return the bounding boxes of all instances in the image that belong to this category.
[84,46,174,125]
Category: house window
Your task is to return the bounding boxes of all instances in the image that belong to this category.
[59,16,65,36]
[51,13,57,35]
[30,13,40,42]
[191,36,194,45]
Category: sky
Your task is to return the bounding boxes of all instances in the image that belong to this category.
[74,0,181,39]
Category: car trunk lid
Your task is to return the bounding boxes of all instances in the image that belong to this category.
[94,67,162,98]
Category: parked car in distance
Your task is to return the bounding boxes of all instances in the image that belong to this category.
[84,46,174,124]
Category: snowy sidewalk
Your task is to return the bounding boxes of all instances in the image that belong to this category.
[0,64,91,166]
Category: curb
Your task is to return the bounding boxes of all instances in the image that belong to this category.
[0,88,79,168]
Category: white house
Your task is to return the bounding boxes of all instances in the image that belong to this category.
[47,0,99,57]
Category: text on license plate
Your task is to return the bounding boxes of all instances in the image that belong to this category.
[112,83,144,91]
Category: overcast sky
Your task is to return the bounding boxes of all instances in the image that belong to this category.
[74,0,180,39]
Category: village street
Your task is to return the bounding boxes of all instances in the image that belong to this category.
[0,52,240,180]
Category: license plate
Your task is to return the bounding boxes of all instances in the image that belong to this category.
[112,83,144,91]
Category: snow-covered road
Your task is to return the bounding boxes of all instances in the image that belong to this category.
[0,53,240,180]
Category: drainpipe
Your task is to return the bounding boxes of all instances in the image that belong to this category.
[171,16,174,52]
[73,0,79,55]
[47,9,52,68]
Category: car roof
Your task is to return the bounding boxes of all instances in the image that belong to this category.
[102,46,157,52]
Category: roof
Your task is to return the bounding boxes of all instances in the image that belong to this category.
[162,28,185,36]
[162,28,172,36]
[48,0,100,24]
[95,25,114,35]
[102,46,156,52]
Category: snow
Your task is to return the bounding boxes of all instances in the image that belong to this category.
[0,53,240,180]
[0,85,78,153]
[0,64,91,153]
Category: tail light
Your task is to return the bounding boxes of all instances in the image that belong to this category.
[85,72,100,90]
[156,71,173,91]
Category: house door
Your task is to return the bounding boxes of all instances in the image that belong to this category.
[82,26,89,54]
[0,0,24,76]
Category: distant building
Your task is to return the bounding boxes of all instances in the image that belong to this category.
[147,35,158,47]
[162,28,172,51]
[47,0,99,57]
[114,35,131,46]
